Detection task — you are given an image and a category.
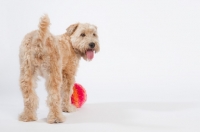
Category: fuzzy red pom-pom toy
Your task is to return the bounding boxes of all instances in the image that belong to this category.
[71,83,87,108]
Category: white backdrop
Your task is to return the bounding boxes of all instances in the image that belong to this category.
[0,0,200,104]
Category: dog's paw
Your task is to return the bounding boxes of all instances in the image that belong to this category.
[19,112,37,122]
[62,104,77,113]
[47,112,65,124]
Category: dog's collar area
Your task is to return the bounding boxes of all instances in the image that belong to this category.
[73,48,84,56]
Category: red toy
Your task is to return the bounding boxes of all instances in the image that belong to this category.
[71,83,87,108]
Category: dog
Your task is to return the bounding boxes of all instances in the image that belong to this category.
[19,14,100,123]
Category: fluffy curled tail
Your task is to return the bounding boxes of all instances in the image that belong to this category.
[38,14,50,41]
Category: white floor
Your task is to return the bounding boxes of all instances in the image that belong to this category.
[0,95,199,132]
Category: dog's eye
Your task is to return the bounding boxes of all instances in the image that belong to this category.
[93,33,96,36]
[80,33,85,37]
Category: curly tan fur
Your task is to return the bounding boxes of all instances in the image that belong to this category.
[19,14,100,123]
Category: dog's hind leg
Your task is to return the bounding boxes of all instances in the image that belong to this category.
[45,72,65,123]
[19,58,38,122]
[45,53,65,123]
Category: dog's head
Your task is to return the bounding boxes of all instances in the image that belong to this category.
[66,23,100,61]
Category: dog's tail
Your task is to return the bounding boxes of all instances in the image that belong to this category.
[38,14,50,41]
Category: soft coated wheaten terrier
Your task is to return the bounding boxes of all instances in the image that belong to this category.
[19,14,100,123]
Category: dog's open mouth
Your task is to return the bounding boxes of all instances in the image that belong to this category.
[86,49,94,61]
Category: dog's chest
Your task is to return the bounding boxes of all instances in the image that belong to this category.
[62,54,80,75]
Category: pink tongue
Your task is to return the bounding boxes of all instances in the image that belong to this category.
[86,50,94,60]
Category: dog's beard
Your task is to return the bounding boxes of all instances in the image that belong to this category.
[73,48,95,61]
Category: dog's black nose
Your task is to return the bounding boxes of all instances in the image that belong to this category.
[89,42,95,48]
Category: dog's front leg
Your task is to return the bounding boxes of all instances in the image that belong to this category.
[61,73,76,112]
[45,66,65,123]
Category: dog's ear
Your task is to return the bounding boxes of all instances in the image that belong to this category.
[93,25,97,30]
[66,23,79,36]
